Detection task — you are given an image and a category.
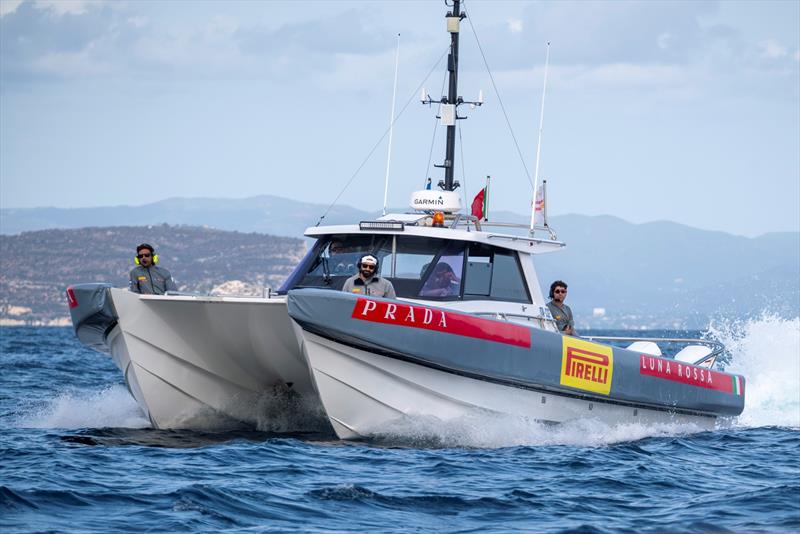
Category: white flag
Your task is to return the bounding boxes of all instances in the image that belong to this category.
[533,184,545,227]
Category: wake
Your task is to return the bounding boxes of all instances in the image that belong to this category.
[708,314,800,429]
[15,385,150,429]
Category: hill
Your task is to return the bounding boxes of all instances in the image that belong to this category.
[0,225,305,325]
[0,195,365,238]
[1,196,797,328]
[532,216,799,328]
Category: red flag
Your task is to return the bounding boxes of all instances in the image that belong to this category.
[471,187,487,220]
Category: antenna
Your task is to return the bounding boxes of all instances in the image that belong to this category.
[382,33,401,216]
[469,90,484,109]
[530,42,550,233]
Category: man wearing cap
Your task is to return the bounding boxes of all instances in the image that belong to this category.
[129,243,178,295]
[342,255,396,298]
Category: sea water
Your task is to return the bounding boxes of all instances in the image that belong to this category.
[1,317,798,532]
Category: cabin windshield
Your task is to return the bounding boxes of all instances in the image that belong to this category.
[283,234,392,292]
[280,234,530,303]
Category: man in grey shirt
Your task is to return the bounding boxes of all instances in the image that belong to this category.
[342,255,396,298]
[129,243,177,295]
[546,280,575,335]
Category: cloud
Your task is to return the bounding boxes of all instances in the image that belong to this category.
[0,1,396,84]
[462,0,714,69]
[34,0,103,16]
[759,39,788,59]
[0,0,23,17]
[0,0,107,18]
[0,0,143,81]
[493,63,691,94]
[2,0,795,97]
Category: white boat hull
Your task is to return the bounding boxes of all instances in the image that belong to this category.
[109,288,319,430]
[299,330,716,440]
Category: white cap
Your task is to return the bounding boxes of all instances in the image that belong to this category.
[360,255,378,266]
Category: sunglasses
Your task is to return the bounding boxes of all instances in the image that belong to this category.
[138,253,152,259]
[361,264,376,270]
[554,289,566,294]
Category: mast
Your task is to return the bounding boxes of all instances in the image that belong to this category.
[429,0,464,192]
[421,1,480,195]
[443,0,461,192]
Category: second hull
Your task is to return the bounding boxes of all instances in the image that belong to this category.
[110,289,322,430]
[300,330,717,440]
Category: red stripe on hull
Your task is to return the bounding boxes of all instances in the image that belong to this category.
[639,355,736,394]
[351,298,531,348]
[66,287,78,309]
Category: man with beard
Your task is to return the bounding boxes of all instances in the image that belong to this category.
[341,255,396,298]
[546,279,575,335]
[129,243,177,295]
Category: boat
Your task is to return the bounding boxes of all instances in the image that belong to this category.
[67,0,744,433]
[288,289,744,439]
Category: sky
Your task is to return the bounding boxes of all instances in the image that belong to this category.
[1,0,798,237]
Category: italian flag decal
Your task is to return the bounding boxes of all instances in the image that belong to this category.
[732,375,744,396]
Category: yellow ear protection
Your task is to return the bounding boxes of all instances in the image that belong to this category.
[135,244,158,265]
[134,254,159,265]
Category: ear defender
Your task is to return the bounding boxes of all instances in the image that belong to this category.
[134,253,157,265]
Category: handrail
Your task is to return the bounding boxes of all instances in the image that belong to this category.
[470,317,726,368]
[583,336,725,367]
[474,311,552,323]
[473,311,557,332]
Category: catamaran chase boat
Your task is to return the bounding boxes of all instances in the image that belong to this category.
[67,1,744,434]
[67,206,745,435]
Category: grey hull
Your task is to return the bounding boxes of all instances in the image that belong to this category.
[288,289,745,419]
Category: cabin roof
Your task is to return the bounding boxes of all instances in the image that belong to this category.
[304,216,565,255]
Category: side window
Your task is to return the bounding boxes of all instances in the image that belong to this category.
[491,250,529,302]
[463,244,530,303]
[464,257,491,296]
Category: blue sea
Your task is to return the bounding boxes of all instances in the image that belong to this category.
[2,318,799,533]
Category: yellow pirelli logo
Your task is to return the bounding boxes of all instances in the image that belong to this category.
[560,337,614,395]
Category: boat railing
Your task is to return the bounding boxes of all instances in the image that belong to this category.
[473,311,554,330]
[164,287,277,299]
[583,336,725,367]
[447,214,560,240]
[474,312,725,367]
